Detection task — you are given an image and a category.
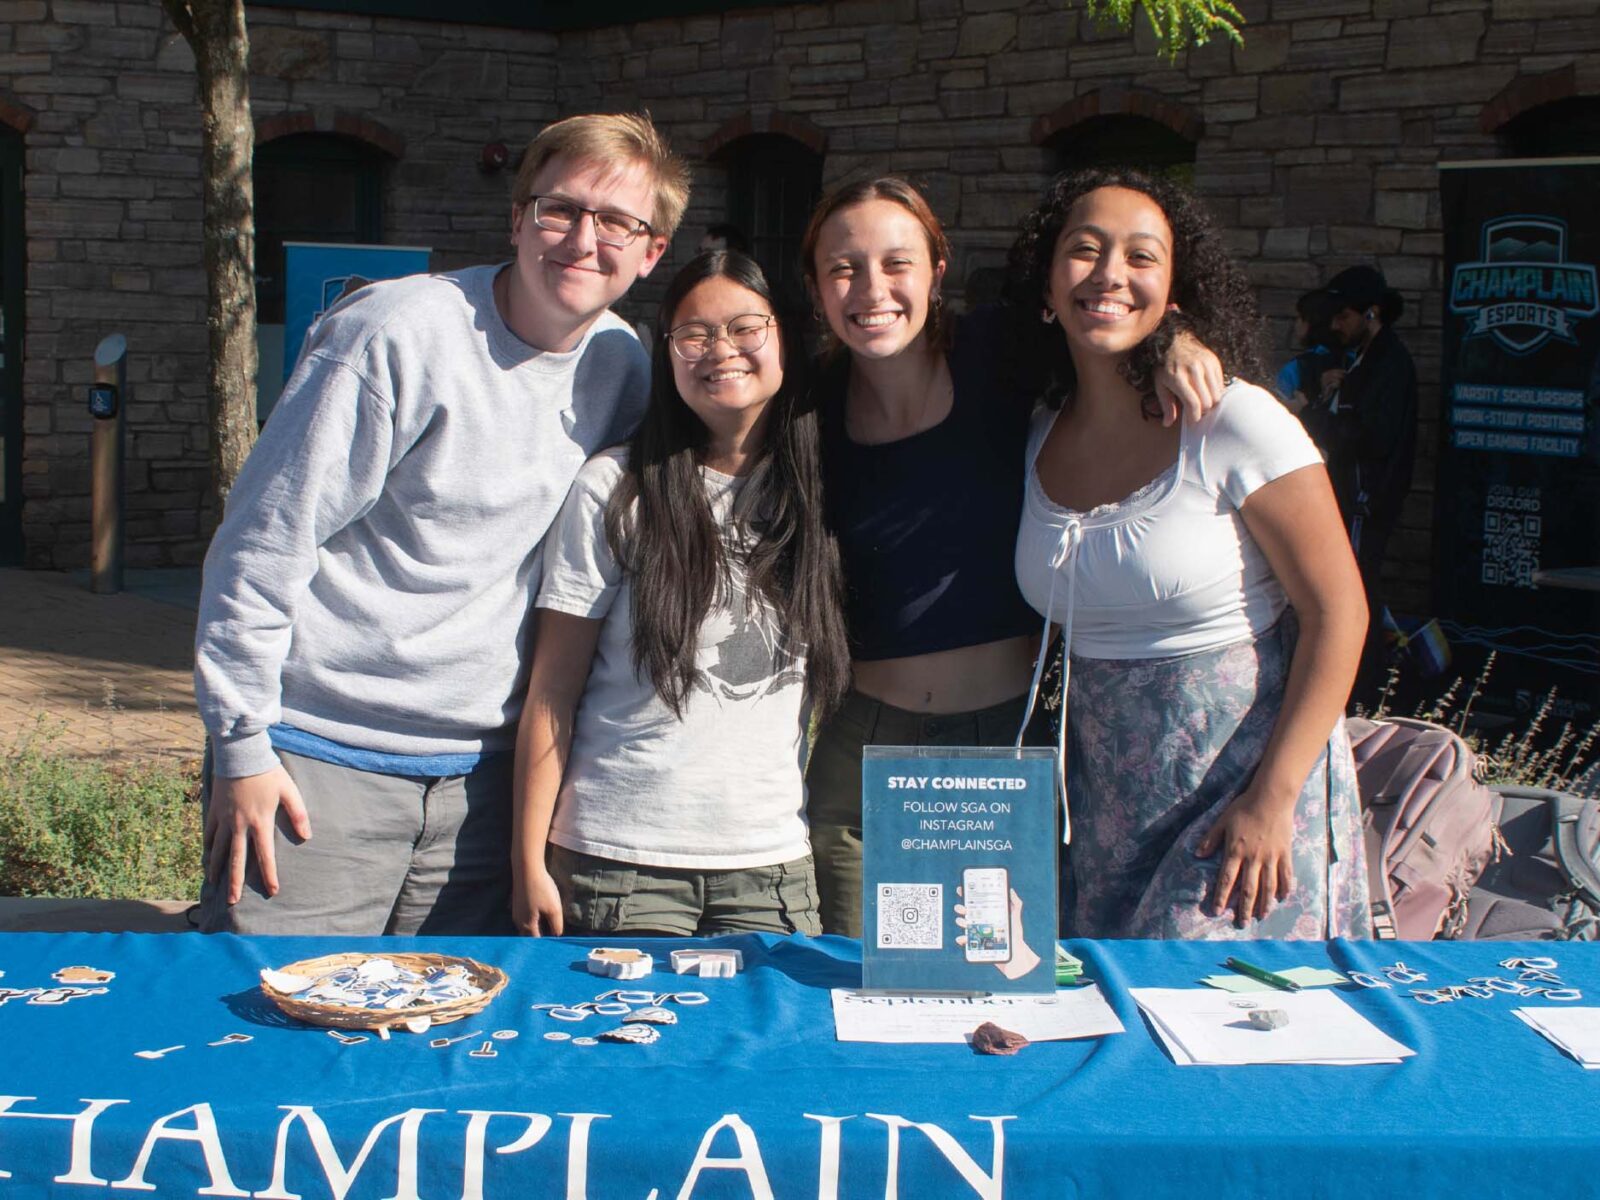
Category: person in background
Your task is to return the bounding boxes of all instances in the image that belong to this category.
[1302,264,1418,699]
[798,176,1226,937]
[194,113,687,935]
[512,251,847,938]
[1273,287,1345,416]
[1009,168,1371,939]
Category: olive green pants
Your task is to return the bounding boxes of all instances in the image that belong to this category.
[548,845,822,937]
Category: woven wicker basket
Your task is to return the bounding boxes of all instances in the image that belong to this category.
[260,951,508,1032]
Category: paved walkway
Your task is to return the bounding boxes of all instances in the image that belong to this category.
[0,567,204,764]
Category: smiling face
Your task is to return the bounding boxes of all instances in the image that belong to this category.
[1044,185,1174,362]
[506,153,667,349]
[810,198,947,361]
[667,275,785,439]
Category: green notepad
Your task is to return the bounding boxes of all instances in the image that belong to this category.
[1200,966,1348,992]
[1056,946,1085,987]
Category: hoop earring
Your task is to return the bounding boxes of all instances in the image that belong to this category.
[1040,306,1056,325]
[812,306,837,353]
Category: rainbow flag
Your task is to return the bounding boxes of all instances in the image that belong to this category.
[1383,609,1452,678]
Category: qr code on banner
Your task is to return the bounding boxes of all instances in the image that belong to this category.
[877,883,944,950]
[1482,511,1541,588]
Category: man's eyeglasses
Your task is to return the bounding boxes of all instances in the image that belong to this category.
[668,314,777,362]
[525,195,652,248]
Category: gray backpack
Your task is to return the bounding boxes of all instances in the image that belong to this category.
[1456,785,1600,941]
[1347,717,1502,940]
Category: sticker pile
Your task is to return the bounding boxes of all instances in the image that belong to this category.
[1350,957,1583,1005]
[536,988,708,1048]
[0,965,115,1007]
[261,958,484,1011]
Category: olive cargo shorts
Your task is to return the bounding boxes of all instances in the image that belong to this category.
[548,845,822,937]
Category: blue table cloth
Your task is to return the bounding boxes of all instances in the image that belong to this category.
[0,932,1595,1199]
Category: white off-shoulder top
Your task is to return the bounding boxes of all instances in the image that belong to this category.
[1014,380,1325,661]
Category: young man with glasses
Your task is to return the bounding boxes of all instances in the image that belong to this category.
[195,113,691,935]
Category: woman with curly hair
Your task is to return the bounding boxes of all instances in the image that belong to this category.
[798,176,1225,936]
[1009,169,1372,939]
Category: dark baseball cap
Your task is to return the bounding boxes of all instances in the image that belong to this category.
[1323,265,1394,311]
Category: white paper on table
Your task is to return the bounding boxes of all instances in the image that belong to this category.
[830,985,1124,1044]
[1130,987,1415,1066]
[1513,1007,1600,1068]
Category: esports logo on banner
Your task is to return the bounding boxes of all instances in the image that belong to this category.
[1449,216,1599,356]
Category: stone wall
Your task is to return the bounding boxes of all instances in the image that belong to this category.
[5,0,1600,616]
[558,0,1600,614]
[5,0,557,568]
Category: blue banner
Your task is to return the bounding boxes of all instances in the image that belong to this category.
[861,747,1056,994]
[283,243,431,383]
[1436,161,1600,725]
[2,932,1598,1199]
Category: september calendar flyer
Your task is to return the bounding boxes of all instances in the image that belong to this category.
[861,746,1057,994]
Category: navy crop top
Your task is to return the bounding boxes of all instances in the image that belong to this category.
[821,306,1041,662]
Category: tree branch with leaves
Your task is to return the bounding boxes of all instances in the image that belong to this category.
[1088,0,1246,58]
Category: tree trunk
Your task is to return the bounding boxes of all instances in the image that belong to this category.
[164,0,256,516]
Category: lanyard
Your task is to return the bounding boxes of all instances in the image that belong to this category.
[1014,515,1082,844]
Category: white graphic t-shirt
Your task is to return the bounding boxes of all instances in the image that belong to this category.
[537,449,812,869]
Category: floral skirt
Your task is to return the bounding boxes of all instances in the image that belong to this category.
[1063,616,1372,940]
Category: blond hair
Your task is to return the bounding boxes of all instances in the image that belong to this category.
[513,112,691,239]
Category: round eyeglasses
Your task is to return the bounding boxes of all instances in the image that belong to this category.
[526,195,652,248]
[668,314,777,362]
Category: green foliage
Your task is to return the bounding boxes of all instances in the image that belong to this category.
[1367,652,1600,792]
[1087,0,1247,58]
[0,724,202,900]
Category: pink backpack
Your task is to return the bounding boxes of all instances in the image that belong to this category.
[1347,716,1503,940]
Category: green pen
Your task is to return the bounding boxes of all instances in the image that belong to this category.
[1223,956,1301,992]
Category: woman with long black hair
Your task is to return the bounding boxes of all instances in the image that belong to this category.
[511,250,849,937]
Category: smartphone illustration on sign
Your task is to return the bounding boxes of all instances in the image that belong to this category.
[961,867,1012,964]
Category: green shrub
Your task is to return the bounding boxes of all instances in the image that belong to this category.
[0,724,202,900]
[1366,652,1599,792]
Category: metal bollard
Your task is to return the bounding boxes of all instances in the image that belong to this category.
[89,333,127,594]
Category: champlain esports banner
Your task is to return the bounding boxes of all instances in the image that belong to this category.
[1437,160,1600,726]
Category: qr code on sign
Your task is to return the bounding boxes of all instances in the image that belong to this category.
[877,883,943,950]
[1482,511,1541,588]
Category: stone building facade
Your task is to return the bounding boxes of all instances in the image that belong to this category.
[3,0,1599,619]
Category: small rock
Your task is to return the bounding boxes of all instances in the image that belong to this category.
[970,1022,1029,1056]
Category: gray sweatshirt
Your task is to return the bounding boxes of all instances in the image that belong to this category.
[195,265,649,778]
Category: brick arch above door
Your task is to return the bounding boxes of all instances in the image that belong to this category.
[1031,89,1204,148]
